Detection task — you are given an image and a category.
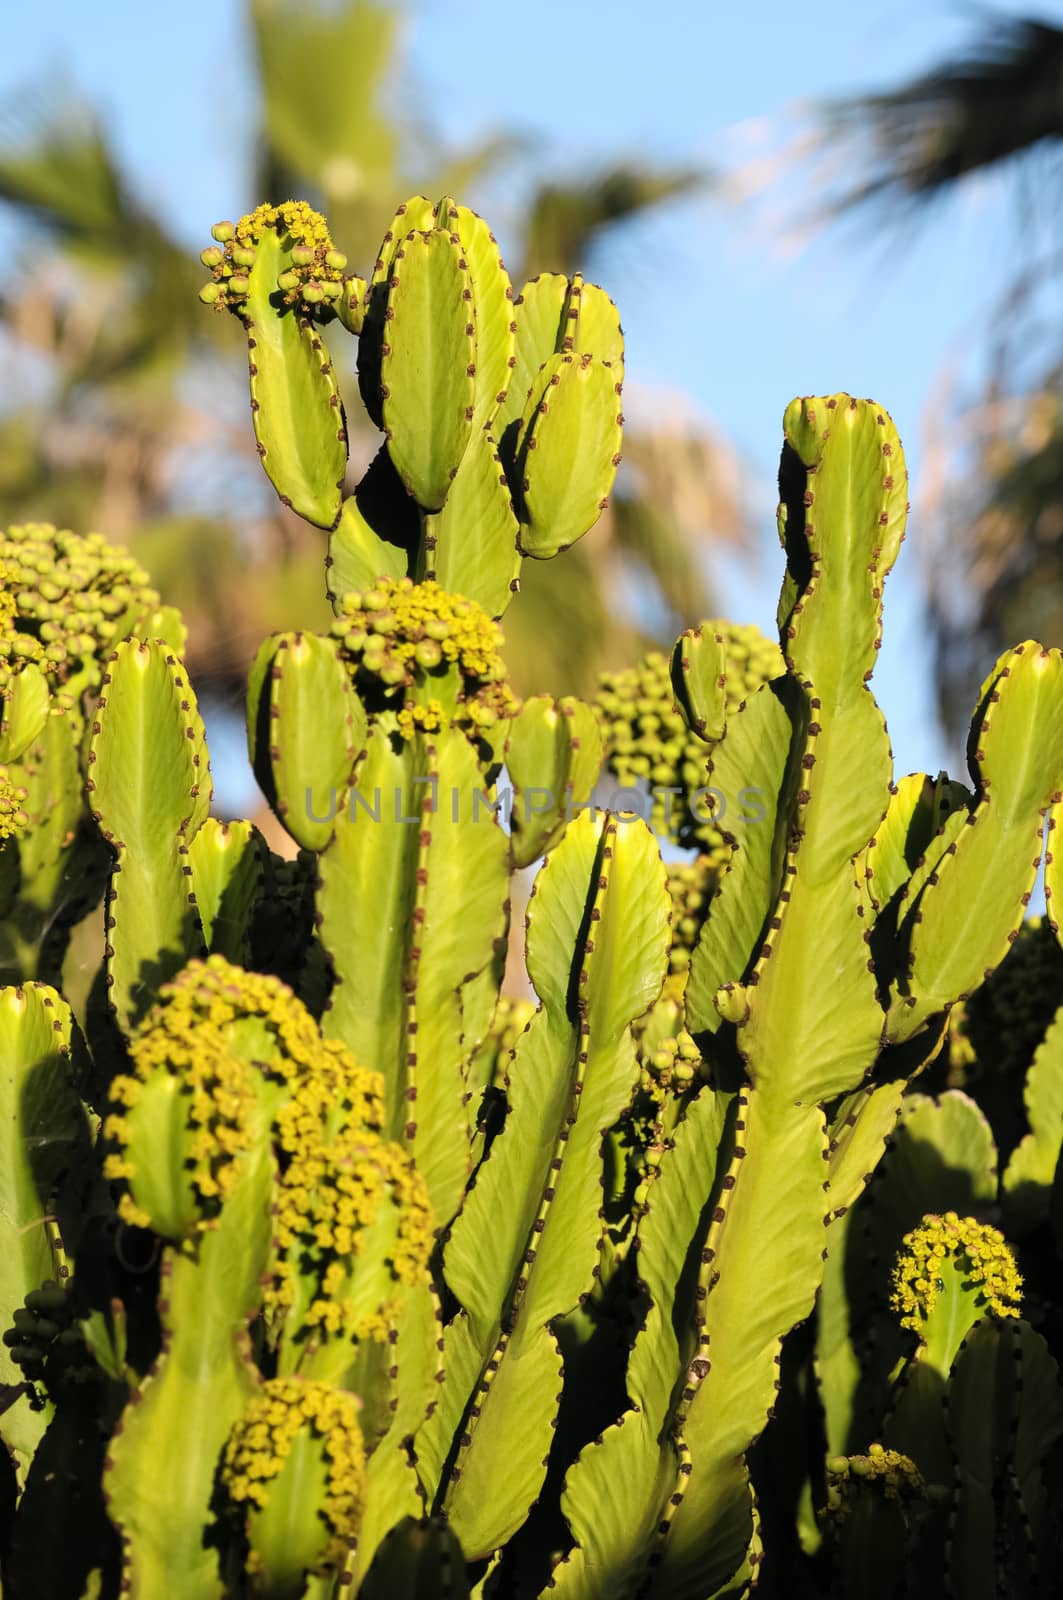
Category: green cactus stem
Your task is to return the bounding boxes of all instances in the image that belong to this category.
[505,694,602,867]
[87,639,211,1030]
[420,810,670,1560]
[0,983,89,1475]
[380,226,477,512]
[824,1445,929,1599]
[201,202,348,529]
[246,630,364,852]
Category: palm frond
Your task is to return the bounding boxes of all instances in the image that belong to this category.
[0,93,129,245]
[823,15,1063,212]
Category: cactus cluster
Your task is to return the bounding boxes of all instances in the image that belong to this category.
[1,188,1063,1600]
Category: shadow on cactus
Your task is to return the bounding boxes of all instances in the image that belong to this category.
[0,191,1061,1600]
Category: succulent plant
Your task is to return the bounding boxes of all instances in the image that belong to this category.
[1,192,1063,1600]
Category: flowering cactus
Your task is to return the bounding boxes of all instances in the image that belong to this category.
[0,192,1061,1600]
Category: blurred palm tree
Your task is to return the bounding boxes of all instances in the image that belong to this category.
[0,0,748,741]
[804,13,1063,733]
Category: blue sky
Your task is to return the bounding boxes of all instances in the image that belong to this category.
[4,0,1057,781]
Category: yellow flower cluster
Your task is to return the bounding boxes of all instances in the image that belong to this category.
[221,1377,366,1577]
[268,1077,433,1341]
[395,697,446,742]
[0,768,27,841]
[826,1444,926,1522]
[200,200,348,312]
[0,560,15,633]
[0,523,158,712]
[595,622,783,851]
[104,956,384,1232]
[891,1211,1023,1331]
[332,577,518,741]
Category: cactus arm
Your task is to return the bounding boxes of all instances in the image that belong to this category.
[357,1517,471,1600]
[87,641,210,1030]
[381,229,476,512]
[825,1081,906,1219]
[0,663,49,763]
[238,224,347,530]
[426,428,522,617]
[670,625,728,744]
[358,197,437,429]
[889,645,1063,1042]
[728,400,905,1106]
[434,198,516,435]
[645,1093,829,1599]
[326,450,420,603]
[319,727,420,1119]
[0,714,102,984]
[545,1086,730,1599]
[776,396,906,884]
[683,681,795,1041]
[334,270,367,335]
[505,696,603,868]
[565,275,625,373]
[640,399,909,1597]
[856,771,968,918]
[1003,1003,1063,1230]
[404,731,510,1222]
[248,633,362,852]
[320,728,509,1221]
[427,813,670,1557]
[104,1147,272,1599]
[515,352,622,560]
[0,984,85,1472]
[943,1320,1063,1600]
[187,820,263,963]
[349,1283,444,1585]
[493,274,569,450]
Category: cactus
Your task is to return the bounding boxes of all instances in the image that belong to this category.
[1,190,1063,1600]
[0,523,176,988]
